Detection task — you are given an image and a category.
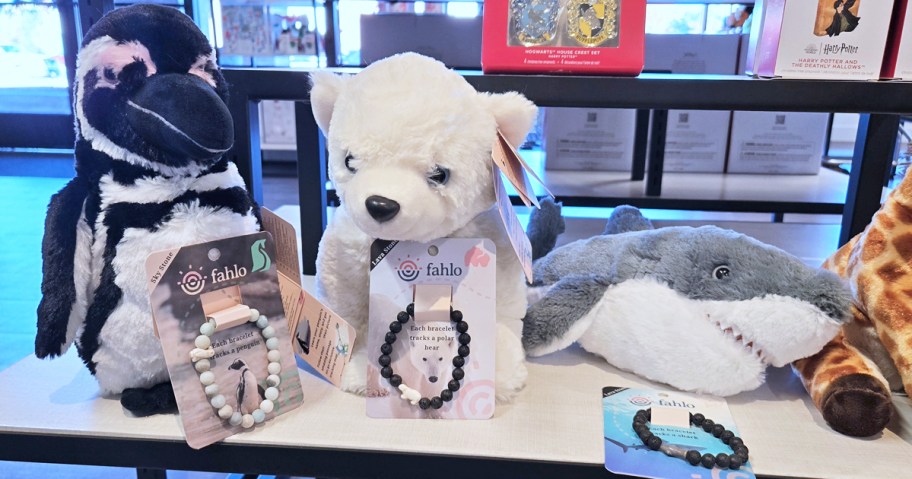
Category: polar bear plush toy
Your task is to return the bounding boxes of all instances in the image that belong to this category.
[309,53,537,402]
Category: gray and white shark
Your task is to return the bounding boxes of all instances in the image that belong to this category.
[523,203,851,396]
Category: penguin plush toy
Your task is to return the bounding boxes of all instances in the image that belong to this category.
[35,5,260,416]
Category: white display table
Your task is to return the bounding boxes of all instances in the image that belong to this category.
[2,280,910,478]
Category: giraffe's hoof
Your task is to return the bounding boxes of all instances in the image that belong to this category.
[820,373,893,437]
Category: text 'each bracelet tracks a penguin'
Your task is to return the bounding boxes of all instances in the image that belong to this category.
[191,303,282,428]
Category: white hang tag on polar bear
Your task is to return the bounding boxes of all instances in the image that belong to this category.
[367,238,496,419]
[491,130,553,283]
[492,129,553,207]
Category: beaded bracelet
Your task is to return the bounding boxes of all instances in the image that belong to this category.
[378,303,470,410]
[632,408,750,470]
[191,307,281,428]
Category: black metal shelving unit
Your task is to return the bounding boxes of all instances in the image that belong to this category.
[223,68,912,275]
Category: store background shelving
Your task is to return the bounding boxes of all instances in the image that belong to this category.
[221,68,912,274]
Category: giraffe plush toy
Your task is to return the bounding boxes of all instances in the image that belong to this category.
[793,175,912,437]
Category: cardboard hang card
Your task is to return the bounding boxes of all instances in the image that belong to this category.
[367,238,497,419]
[491,129,553,283]
[601,386,755,479]
[145,232,304,449]
[259,208,357,388]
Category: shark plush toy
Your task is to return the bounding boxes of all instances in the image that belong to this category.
[523,202,852,396]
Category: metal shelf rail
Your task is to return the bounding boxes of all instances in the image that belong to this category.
[223,69,912,275]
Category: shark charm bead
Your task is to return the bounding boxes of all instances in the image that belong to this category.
[191,307,280,428]
[632,409,749,470]
[380,303,469,410]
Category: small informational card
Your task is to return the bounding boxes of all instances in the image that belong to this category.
[602,386,755,479]
[491,129,552,283]
[367,239,496,419]
[260,208,356,387]
[145,232,304,449]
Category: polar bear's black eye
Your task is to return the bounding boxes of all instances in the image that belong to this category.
[344,154,357,173]
[713,265,731,280]
[422,357,427,361]
[428,165,449,185]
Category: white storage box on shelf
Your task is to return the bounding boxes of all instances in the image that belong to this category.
[727,111,829,174]
[360,13,483,68]
[645,34,740,173]
[543,108,637,172]
[663,110,735,173]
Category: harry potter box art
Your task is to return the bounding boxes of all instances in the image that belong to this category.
[746,0,894,80]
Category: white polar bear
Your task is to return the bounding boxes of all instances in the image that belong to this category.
[309,53,536,402]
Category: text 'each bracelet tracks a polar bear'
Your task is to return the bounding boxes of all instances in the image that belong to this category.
[191,304,282,428]
[379,303,471,410]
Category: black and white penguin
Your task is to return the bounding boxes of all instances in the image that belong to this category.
[35,5,260,415]
[228,359,265,414]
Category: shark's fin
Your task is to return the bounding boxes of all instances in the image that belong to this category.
[603,205,654,235]
[522,275,612,356]
[527,197,565,261]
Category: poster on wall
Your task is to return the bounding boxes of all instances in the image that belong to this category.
[271,14,317,55]
[221,6,271,56]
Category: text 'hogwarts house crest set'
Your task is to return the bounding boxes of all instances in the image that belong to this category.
[29,1,912,474]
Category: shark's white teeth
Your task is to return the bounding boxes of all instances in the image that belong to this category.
[707,316,767,364]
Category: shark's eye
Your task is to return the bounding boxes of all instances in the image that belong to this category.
[438,357,443,361]
[422,357,427,361]
[713,265,731,280]
[428,165,450,186]
[344,154,358,173]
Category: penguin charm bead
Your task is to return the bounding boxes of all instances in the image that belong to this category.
[191,307,280,428]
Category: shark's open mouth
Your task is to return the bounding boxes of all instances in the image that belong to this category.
[709,316,769,364]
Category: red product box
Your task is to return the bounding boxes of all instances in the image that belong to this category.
[882,0,912,79]
[481,0,646,75]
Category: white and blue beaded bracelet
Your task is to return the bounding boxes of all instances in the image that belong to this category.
[190,306,281,428]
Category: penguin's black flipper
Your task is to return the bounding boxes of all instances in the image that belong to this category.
[258,384,266,400]
[121,382,177,416]
[35,177,89,358]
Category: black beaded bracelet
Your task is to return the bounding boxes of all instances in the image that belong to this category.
[378,303,470,410]
[632,408,749,470]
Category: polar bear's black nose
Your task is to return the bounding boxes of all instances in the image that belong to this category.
[366,195,400,223]
[428,376,438,383]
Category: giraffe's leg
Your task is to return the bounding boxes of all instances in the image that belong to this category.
[793,318,893,437]
[868,298,912,397]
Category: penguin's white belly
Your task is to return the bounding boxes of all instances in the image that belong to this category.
[92,202,258,393]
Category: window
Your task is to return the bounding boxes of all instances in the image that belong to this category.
[646,2,752,35]
[0,1,69,114]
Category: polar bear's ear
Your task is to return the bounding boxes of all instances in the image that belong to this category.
[479,91,538,148]
[309,71,349,135]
